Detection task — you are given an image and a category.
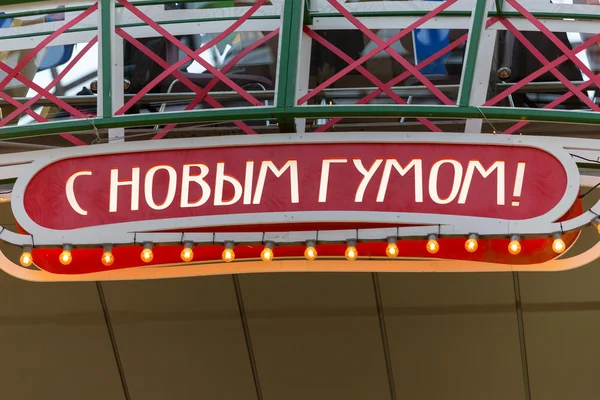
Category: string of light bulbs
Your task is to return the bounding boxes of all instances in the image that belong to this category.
[16,224,589,267]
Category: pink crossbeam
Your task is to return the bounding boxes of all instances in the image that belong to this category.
[498,18,600,111]
[503,72,600,135]
[304,26,441,132]
[117,0,264,115]
[485,31,600,107]
[0,37,98,129]
[327,0,453,105]
[0,3,97,94]
[117,28,279,137]
[314,18,500,132]
[298,0,458,106]
[146,30,280,139]
[506,0,600,89]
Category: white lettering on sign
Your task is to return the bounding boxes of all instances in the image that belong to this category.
[66,170,92,216]
[377,159,423,203]
[215,162,243,206]
[429,159,463,205]
[354,159,382,203]
[458,161,505,205]
[109,167,140,213]
[253,160,299,204]
[181,164,211,208]
[67,157,527,215]
[319,159,347,202]
[145,165,177,210]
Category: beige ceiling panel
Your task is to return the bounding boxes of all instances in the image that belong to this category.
[239,272,390,400]
[102,276,257,400]
[0,244,125,400]
[522,311,600,400]
[379,272,526,400]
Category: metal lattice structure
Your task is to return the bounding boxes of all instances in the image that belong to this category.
[1,0,600,143]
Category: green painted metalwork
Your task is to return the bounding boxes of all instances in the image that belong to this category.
[100,0,113,118]
[275,0,303,132]
[3,105,600,141]
[2,0,600,140]
[458,0,488,107]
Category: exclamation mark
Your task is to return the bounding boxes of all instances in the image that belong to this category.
[512,162,526,206]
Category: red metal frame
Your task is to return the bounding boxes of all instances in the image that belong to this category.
[298,0,458,107]
[116,28,279,137]
[116,0,267,116]
[311,16,500,133]
[0,4,98,145]
[485,31,600,108]
[304,26,440,132]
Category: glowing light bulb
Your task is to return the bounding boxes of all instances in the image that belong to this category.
[345,241,358,261]
[386,238,399,258]
[508,236,521,255]
[20,247,33,267]
[261,242,274,262]
[305,241,317,261]
[181,242,194,262]
[222,242,235,263]
[102,252,114,266]
[140,243,153,263]
[101,245,114,266]
[552,233,566,254]
[59,245,73,266]
[426,234,439,254]
[465,234,478,253]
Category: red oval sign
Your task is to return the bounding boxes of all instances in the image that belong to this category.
[21,142,569,231]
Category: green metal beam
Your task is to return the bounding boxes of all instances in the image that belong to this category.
[100,0,113,118]
[0,107,283,140]
[3,106,600,140]
[275,0,304,133]
[458,0,488,107]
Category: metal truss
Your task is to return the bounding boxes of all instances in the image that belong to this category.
[0,0,599,142]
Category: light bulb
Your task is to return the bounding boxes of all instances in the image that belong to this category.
[59,245,73,265]
[102,252,114,266]
[508,235,521,255]
[20,247,33,267]
[101,245,114,266]
[426,234,439,254]
[305,241,317,261]
[465,234,478,253]
[261,242,274,262]
[386,240,399,258]
[552,233,566,254]
[222,242,235,263]
[181,242,194,262]
[141,248,153,262]
[345,243,358,261]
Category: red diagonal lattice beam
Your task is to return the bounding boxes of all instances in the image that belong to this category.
[142,29,281,139]
[0,3,97,93]
[304,26,441,132]
[298,0,457,106]
[0,37,98,129]
[503,74,600,134]
[497,18,600,111]
[0,60,94,119]
[327,0,453,105]
[116,28,279,137]
[506,0,600,88]
[0,88,85,146]
[117,0,265,115]
[314,18,500,132]
[485,30,600,107]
